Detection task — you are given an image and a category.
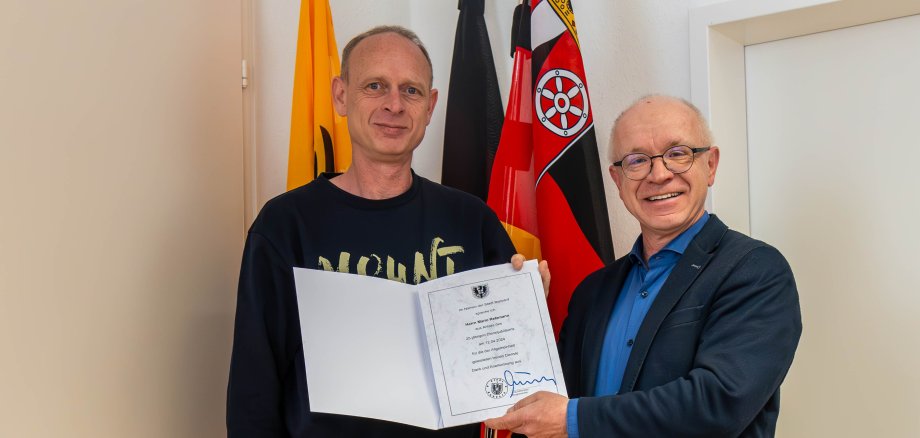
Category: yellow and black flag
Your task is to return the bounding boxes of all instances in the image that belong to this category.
[287,0,351,190]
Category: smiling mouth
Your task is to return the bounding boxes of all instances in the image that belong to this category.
[646,192,681,201]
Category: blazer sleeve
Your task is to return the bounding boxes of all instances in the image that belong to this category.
[576,245,802,437]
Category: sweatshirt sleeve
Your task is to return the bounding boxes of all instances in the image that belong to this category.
[483,206,517,266]
[226,231,293,437]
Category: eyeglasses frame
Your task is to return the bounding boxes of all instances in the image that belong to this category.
[612,145,712,181]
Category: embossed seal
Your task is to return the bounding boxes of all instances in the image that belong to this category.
[471,283,489,299]
[485,377,508,399]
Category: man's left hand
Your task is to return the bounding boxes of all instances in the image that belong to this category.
[484,391,569,438]
[510,254,551,298]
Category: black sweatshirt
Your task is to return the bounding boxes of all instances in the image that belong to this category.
[228,172,515,437]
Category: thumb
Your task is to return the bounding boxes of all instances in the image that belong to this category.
[484,413,522,431]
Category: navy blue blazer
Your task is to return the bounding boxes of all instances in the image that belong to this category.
[558,215,802,437]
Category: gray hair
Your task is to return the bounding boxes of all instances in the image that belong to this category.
[609,94,714,161]
[340,25,433,86]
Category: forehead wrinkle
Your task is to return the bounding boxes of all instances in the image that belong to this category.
[611,96,705,159]
[346,33,433,88]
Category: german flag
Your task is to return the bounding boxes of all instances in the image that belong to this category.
[488,0,614,337]
[287,0,351,190]
[487,3,540,262]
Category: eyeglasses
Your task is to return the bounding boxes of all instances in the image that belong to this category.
[612,145,711,181]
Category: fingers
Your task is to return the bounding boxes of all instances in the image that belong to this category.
[513,391,548,410]
[510,253,526,270]
[509,256,550,298]
[484,412,523,431]
[539,259,551,298]
[486,393,569,437]
[486,393,542,430]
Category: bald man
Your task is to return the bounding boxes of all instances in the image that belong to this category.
[227,26,539,437]
[486,95,801,437]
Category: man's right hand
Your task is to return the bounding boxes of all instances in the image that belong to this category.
[484,391,569,438]
[510,254,551,298]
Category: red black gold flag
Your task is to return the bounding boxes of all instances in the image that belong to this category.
[442,0,504,201]
[487,3,540,262]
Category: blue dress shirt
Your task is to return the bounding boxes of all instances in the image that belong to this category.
[566,213,709,438]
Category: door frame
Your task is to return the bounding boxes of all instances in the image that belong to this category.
[688,0,920,235]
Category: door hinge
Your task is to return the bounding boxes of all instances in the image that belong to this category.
[241,59,249,89]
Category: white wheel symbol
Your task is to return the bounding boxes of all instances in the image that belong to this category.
[534,69,589,137]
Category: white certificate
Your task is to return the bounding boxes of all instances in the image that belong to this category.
[293,260,566,430]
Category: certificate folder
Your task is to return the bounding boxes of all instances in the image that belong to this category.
[293,260,567,429]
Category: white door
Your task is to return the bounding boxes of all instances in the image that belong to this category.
[0,0,243,436]
[745,13,920,437]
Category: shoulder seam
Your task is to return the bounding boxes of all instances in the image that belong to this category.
[248,230,291,266]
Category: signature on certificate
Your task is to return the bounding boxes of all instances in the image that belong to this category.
[503,370,557,397]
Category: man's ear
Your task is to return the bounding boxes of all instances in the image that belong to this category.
[425,88,439,124]
[706,146,720,186]
[331,76,347,117]
[609,164,623,190]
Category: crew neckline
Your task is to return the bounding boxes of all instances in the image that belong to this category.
[316,171,421,210]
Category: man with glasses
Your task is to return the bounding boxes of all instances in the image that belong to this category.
[486,95,802,437]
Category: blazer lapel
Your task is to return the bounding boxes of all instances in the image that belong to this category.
[581,260,633,396]
[618,216,729,393]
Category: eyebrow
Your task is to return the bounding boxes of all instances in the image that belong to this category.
[623,140,685,154]
[357,76,385,85]
[357,76,427,90]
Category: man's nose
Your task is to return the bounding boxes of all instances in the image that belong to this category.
[645,156,674,183]
[382,89,404,113]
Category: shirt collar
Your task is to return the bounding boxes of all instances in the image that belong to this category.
[628,211,710,264]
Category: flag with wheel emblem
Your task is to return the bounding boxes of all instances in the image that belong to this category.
[488,0,614,338]
[287,0,351,190]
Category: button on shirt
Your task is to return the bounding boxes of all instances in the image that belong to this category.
[566,213,709,438]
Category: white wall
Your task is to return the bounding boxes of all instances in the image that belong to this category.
[746,14,920,437]
[0,1,244,436]
[252,0,704,256]
[691,1,920,436]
